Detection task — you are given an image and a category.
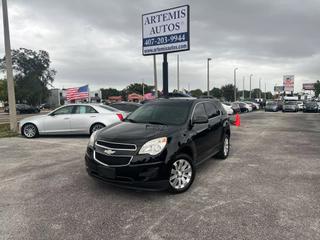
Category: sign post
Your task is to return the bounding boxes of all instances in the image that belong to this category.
[142,5,190,97]
[283,75,294,94]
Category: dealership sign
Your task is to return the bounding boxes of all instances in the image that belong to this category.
[283,75,294,92]
[274,86,284,92]
[302,83,315,90]
[142,5,190,55]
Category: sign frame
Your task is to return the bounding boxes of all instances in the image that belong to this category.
[283,75,295,92]
[142,5,190,56]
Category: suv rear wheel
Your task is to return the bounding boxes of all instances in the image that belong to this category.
[168,154,195,193]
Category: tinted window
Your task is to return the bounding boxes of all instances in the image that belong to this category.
[193,103,207,120]
[204,102,219,118]
[53,106,73,115]
[99,105,118,112]
[127,102,191,125]
[73,106,98,114]
[111,104,139,112]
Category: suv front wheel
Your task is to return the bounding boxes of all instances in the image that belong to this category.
[168,154,195,193]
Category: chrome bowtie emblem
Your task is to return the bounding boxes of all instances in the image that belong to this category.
[104,149,116,155]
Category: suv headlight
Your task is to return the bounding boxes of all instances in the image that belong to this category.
[139,137,167,156]
[88,130,98,147]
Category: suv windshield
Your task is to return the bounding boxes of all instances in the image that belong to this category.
[126,101,191,125]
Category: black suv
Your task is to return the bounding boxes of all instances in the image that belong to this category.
[85,99,231,193]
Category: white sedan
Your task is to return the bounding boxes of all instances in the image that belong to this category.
[19,104,125,138]
[221,103,234,115]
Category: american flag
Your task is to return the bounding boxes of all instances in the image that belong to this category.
[66,85,89,101]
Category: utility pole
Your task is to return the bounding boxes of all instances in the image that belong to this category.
[163,53,168,97]
[207,58,212,96]
[242,76,245,100]
[259,78,262,100]
[2,0,17,131]
[153,55,158,98]
[233,68,238,101]
[249,74,253,99]
[177,54,180,91]
[142,79,145,96]
[264,83,267,100]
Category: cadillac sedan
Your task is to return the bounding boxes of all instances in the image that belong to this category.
[19,104,125,138]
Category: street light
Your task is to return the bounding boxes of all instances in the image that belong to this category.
[249,74,253,99]
[259,77,262,100]
[242,76,245,100]
[233,68,238,101]
[207,58,212,96]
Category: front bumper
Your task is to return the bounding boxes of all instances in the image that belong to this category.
[85,147,169,191]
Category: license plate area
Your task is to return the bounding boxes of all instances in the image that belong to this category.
[98,166,116,179]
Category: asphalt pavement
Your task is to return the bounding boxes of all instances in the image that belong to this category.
[0,111,319,240]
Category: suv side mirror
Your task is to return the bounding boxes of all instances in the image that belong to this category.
[193,115,208,124]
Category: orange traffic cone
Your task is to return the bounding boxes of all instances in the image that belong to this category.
[235,113,240,127]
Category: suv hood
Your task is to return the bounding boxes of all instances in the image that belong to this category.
[97,122,180,145]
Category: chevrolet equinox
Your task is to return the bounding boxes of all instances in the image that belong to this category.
[85,98,231,193]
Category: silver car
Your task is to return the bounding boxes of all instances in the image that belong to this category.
[19,104,126,138]
[282,101,299,112]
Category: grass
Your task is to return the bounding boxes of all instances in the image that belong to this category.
[0,123,19,138]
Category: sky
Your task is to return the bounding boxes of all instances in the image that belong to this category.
[0,0,319,93]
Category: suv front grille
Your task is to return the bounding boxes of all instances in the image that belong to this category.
[96,140,137,151]
[94,151,132,166]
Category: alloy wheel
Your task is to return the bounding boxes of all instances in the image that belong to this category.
[169,159,193,190]
[91,124,105,134]
[23,124,37,138]
[223,136,229,156]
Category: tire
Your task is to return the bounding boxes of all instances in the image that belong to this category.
[216,134,230,160]
[22,123,39,138]
[168,154,195,194]
[90,123,105,135]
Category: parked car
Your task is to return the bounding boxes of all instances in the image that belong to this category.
[282,101,299,112]
[230,102,241,113]
[296,101,304,111]
[237,102,252,112]
[110,102,142,113]
[276,101,283,111]
[222,103,234,115]
[265,101,279,112]
[19,104,125,138]
[4,104,40,114]
[303,101,318,113]
[245,101,259,110]
[39,103,51,110]
[85,98,231,193]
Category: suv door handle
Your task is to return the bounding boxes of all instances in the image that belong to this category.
[64,117,70,120]
[90,116,96,118]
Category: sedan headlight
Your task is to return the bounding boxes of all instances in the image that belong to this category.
[88,130,98,147]
[139,137,167,156]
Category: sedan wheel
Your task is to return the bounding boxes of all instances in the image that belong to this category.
[90,123,105,134]
[168,155,194,193]
[22,123,38,138]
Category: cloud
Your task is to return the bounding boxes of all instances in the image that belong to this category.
[0,0,319,93]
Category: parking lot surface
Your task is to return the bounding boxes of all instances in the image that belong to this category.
[0,111,320,240]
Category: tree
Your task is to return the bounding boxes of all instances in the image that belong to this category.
[210,87,222,99]
[314,80,320,98]
[221,84,237,102]
[100,88,121,99]
[252,88,262,99]
[0,79,7,102]
[189,89,203,98]
[0,48,56,105]
[125,83,154,95]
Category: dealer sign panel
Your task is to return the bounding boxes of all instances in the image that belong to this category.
[142,5,190,55]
